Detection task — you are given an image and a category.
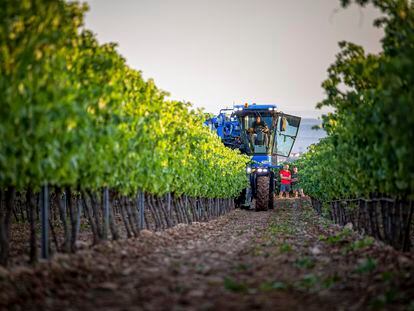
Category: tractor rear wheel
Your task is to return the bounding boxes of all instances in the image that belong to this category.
[255,175,269,211]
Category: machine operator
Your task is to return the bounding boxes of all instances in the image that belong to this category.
[248,116,269,148]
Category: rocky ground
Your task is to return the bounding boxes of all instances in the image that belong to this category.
[1,198,413,311]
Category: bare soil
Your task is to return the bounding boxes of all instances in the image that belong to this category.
[1,198,413,311]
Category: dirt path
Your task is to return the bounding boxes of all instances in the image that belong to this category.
[1,199,413,310]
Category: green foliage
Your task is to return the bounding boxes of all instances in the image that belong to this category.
[296,273,319,290]
[319,227,353,245]
[223,277,248,293]
[296,0,414,201]
[294,256,315,269]
[0,0,249,197]
[380,270,395,282]
[259,281,287,291]
[268,222,296,235]
[370,289,400,309]
[279,242,292,253]
[355,257,377,274]
[322,274,341,289]
[348,236,375,251]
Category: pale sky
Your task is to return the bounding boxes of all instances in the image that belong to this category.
[84,0,383,118]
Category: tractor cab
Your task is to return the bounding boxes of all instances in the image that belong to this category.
[233,104,301,165]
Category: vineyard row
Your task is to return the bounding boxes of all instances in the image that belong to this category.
[0,187,234,266]
[310,197,414,251]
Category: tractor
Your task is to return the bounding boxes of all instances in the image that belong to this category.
[205,103,301,211]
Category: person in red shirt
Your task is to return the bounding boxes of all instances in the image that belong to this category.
[279,164,291,199]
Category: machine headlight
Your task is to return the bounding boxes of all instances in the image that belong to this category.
[246,167,252,173]
[257,168,263,173]
[262,168,268,173]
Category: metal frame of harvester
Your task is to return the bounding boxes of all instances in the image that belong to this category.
[205,103,301,211]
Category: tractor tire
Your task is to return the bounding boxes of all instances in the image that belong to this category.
[269,173,275,210]
[255,175,270,211]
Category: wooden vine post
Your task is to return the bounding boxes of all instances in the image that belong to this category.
[40,185,49,259]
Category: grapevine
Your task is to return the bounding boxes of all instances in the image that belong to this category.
[0,0,249,197]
